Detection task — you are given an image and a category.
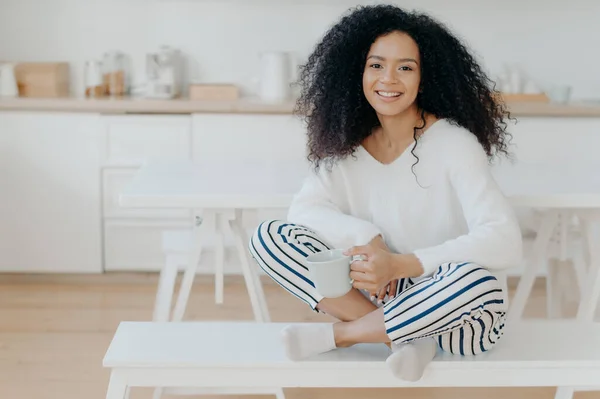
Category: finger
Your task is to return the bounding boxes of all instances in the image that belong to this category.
[349,260,370,273]
[388,279,398,299]
[349,270,370,283]
[352,280,375,293]
[343,245,372,257]
[376,284,387,304]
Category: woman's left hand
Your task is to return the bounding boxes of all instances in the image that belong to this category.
[344,244,399,296]
[376,278,399,304]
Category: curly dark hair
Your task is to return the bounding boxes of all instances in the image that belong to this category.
[294,4,513,170]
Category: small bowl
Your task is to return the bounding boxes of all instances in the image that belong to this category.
[546,85,572,104]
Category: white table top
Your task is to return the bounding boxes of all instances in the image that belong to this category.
[119,159,600,210]
[119,160,308,209]
[491,161,600,208]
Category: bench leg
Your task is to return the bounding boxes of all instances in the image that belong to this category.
[105,371,129,399]
[509,210,558,322]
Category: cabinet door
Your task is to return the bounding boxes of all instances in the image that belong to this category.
[102,115,192,166]
[0,111,103,273]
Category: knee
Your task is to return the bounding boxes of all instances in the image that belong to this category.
[442,262,506,308]
[249,219,287,255]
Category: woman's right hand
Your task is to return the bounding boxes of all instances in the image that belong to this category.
[366,235,398,303]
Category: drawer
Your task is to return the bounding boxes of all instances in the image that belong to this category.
[102,167,191,219]
[102,218,246,274]
[102,115,192,165]
[103,219,192,271]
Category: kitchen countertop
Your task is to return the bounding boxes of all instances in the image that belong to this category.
[1,96,600,117]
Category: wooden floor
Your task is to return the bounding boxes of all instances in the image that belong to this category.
[0,272,598,399]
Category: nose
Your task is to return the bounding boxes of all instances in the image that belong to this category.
[379,69,398,84]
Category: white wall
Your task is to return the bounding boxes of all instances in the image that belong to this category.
[1,0,598,100]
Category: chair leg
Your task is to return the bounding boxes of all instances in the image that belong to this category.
[275,388,286,399]
[152,387,163,399]
[576,217,600,321]
[153,255,179,322]
[574,216,592,295]
[226,209,270,322]
[215,214,225,305]
[554,387,574,399]
[105,371,128,399]
[509,210,558,322]
[172,212,213,322]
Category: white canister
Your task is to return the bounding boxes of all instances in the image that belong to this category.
[0,63,19,97]
[258,51,296,102]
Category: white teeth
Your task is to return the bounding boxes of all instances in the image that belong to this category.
[377,91,401,97]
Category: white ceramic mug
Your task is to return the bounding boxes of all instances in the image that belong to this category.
[305,249,354,298]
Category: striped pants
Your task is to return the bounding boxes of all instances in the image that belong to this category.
[249,220,508,356]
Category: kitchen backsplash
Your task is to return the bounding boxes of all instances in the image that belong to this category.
[0,0,598,100]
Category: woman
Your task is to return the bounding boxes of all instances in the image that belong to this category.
[249,4,522,381]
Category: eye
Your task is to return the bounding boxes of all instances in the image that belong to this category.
[369,63,382,69]
[399,66,413,71]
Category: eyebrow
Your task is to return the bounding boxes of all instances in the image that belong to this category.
[367,55,419,64]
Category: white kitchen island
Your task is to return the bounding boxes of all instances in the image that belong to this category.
[1,98,600,274]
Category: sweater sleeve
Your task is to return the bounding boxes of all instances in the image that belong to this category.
[412,134,523,276]
[287,166,383,249]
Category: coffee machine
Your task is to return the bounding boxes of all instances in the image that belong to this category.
[145,46,182,99]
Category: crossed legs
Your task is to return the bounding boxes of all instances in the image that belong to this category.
[249,220,507,380]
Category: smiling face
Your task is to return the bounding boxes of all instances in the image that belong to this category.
[362,31,421,117]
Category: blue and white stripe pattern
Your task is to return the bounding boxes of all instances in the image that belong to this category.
[249,219,507,356]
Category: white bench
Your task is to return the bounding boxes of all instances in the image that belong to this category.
[103,320,600,399]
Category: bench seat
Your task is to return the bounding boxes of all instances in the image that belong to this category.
[102,320,600,398]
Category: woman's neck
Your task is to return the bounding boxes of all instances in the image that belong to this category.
[376,106,426,149]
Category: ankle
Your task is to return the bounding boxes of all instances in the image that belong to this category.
[333,322,353,348]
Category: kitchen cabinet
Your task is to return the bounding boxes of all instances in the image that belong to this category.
[0,111,103,273]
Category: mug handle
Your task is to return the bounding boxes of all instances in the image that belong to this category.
[349,255,362,286]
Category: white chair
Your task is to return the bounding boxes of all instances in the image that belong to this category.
[152,229,222,323]
[152,210,271,323]
[509,209,593,321]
